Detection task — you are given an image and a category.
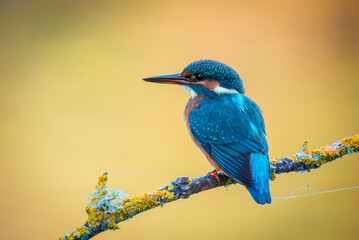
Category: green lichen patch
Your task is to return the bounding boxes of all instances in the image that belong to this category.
[87,174,128,215]
[223,177,236,186]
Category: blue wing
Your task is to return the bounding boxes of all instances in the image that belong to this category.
[189,94,268,186]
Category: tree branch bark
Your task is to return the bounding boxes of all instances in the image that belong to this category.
[59,135,359,240]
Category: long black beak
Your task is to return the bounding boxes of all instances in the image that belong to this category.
[142,73,195,85]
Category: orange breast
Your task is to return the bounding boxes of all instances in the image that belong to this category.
[184,96,223,172]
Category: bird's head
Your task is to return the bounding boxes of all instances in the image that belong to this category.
[142,60,245,98]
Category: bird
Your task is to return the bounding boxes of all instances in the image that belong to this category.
[142,59,271,205]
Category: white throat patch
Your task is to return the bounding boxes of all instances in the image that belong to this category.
[180,85,198,98]
[180,85,239,98]
[213,86,239,95]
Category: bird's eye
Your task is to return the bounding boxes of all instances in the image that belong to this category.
[195,73,204,80]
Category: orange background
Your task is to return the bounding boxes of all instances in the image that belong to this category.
[1,0,358,239]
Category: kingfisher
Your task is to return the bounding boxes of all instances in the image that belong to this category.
[142,60,271,204]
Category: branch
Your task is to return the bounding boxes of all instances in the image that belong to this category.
[59,135,359,240]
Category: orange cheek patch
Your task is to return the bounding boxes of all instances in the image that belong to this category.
[198,80,220,90]
[181,71,192,78]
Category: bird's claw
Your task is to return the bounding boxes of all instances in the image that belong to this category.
[207,170,221,184]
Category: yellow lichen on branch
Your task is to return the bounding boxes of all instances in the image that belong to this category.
[59,173,178,240]
[270,135,359,173]
[59,135,359,240]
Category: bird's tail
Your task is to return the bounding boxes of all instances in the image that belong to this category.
[248,153,272,205]
[247,182,271,205]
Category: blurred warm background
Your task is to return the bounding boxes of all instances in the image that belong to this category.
[1,0,358,239]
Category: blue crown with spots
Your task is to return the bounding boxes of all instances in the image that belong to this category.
[181,59,245,94]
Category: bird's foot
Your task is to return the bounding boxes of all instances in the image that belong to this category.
[207,170,221,184]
